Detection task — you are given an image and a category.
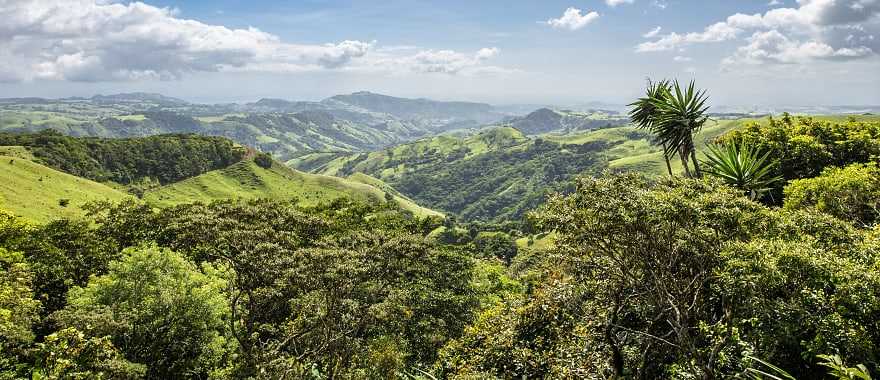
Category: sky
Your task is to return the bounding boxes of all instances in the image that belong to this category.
[1,0,879,106]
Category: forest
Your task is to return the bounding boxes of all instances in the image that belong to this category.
[2,81,880,379]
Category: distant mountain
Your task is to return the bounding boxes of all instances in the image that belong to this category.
[89,92,190,106]
[504,108,629,135]
[323,91,502,124]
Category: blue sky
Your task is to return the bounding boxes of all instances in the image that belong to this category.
[1,0,878,106]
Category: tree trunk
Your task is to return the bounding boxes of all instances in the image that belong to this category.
[661,142,673,176]
[678,145,692,177]
[688,135,702,178]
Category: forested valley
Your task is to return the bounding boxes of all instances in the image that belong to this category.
[2,81,880,379]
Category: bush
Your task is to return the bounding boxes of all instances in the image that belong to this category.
[54,245,235,378]
[784,163,880,227]
[254,152,273,169]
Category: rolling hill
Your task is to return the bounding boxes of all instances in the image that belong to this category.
[503,108,628,135]
[0,91,515,162]
[0,146,132,222]
[293,127,612,223]
[143,158,442,218]
[0,134,442,222]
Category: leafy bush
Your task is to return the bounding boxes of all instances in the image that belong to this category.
[719,115,880,201]
[253,152,273,169]
[784,163,880,227]
[54,245,234,378]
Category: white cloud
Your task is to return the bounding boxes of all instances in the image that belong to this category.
[546,7,600,31]
[643,26,663,38]
[0,0,510,82]
[673,55,693,62]
[635,0,880,65]
[722,30,872,66]
[606,0,635,7]
[768,0,783,6]
[377,48,511,76]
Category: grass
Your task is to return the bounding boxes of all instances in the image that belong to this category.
[144,159,442,217]
[516,232,557,251]
[0,153,131,223]
[347,173,444,218]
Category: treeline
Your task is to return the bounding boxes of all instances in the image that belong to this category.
[0,130,244,186]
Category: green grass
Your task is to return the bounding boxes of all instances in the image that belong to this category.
[347,173,444,218]
[0,154,132,223]
[516,232,557,251]
[144,159,441,217]
[115,114,146,121]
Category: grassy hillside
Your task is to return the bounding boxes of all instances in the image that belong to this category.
[0,146,132,222]
[143,159,441,218]
[294,127,609,223]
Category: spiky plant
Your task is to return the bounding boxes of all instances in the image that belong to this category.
[650,80,711,177]
[628,79,673,175]
[701,142,781,201]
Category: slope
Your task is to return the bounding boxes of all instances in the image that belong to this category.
[143,158,442,218]
[0,146,132,222]
[293,127,610,223]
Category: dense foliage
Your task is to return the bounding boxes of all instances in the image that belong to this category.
[0,199,476,378]
[0,130,244,186]
[719,114,880,201]
[438,174,880,379]
[784,162,880,226]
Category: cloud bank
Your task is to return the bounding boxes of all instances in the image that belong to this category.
[636,0,880,66]
[0,0,507,82]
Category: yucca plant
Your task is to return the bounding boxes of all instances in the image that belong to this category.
[701,142,781,201]
[650,80,711,178]
[629,79,674,175]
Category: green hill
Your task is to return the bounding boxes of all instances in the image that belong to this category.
[0,146,132,222]
[293,127,609,223]
[143,159,441,218]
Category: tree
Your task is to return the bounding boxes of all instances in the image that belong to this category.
[629,78,674,176]
[650,80,711,177]
[54,245,235,379]
[0,248,41,378]
[701,141,781,201]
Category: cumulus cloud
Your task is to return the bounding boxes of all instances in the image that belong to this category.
[0,0,509,82]
[606,0,635,7]
[636,0,880,65]
[546,7,600,31]
[389,47,510,75]
[722,29,872,66]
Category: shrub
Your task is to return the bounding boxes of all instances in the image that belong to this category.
[784,163,880,227]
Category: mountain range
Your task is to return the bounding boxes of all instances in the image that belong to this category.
[0,92,624,161]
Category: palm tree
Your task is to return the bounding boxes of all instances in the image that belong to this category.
[628,79,673,176]
[701,142,782,201]
[650,80,710,178]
